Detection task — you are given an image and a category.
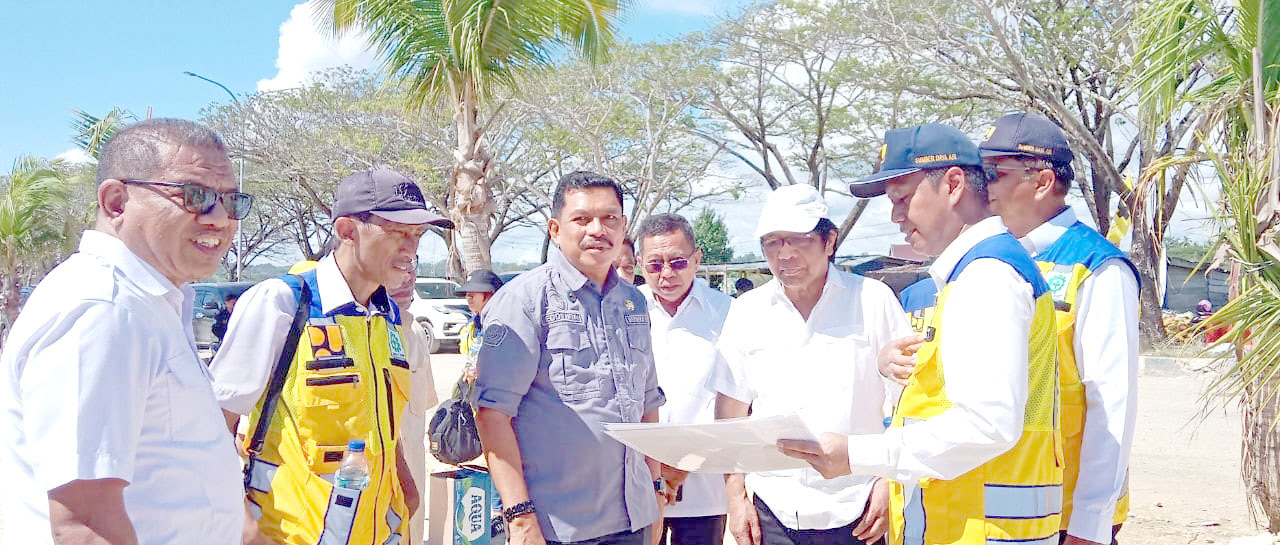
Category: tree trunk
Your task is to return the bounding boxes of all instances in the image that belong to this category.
[1127,200,1168,348]
[1242,377,1280,533]
[448,83,495,277]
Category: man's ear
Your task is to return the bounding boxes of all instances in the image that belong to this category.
[98,179,128,219]
[548,216,561,243]
[1033,168,1058,199]
[333,216,359,244]
[945,166,968,206]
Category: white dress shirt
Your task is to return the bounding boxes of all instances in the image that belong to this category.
[1023,208,1138,543]
[211,255,375,414]
[846,217,1035,485]
[709,265,910,530]
[0,230,243,545]
[400,314,437,542]
[640,280,733,518]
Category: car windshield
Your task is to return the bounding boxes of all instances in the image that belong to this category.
[415,282,458,299]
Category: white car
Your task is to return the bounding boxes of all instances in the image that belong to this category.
[407,278,472,353]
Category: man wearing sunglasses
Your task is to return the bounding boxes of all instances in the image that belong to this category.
[979,113,1137,545]
[210,168,452,545]
[709,184,910,545]
[0,118,248,544]
[635,213,732,545]
[779,124,1063,545]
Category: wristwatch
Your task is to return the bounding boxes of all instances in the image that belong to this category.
[503,499,536,522]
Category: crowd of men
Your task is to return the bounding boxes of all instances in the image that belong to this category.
[0,112,1137,545]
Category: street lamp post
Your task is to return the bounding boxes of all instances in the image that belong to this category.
[183,70,245,281]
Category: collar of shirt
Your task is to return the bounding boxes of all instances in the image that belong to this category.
[639,280,707,322]
[1020,206,1076,256]
[928,216,1011,288]
[761,263,860,338]
[314,255,394,317]
[78,230,199,356]
[549,244,621,296]
[80,230,177,298]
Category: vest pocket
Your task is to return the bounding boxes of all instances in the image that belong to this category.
[303,373,362,407]
[316,483,363,545]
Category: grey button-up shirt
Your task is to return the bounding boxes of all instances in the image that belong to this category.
[475,249,665,542]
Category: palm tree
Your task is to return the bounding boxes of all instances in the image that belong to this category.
[317,0,627,276]
[0,157,68,338]
[1136,0,1280,530]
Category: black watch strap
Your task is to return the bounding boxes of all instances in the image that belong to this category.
[503,499,536,522]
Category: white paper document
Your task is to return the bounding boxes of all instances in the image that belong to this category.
[602,414,817,473]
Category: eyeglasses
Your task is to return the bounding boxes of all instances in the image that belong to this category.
[122,180,254,220]
[643,257,691,274]
[761,232,822,253]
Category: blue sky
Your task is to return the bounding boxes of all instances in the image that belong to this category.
[0,0,754,169]
[0,0,1210,265]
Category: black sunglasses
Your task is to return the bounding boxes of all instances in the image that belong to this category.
[123,180,254,220]
[643,257,690,274]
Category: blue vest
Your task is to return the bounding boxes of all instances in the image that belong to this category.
[1034,221,1139,287]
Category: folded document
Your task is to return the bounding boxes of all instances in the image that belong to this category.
[602,414,817,473]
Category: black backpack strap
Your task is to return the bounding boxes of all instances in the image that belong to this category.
[246,275,312,457]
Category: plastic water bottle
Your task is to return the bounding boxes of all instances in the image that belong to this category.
[334,439,371,490]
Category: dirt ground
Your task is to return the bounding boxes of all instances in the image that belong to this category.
[0,354,1271,544]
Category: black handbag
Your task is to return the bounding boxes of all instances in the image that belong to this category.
[427,376,484,464]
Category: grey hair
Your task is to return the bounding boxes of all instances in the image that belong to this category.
[637,213,696,251]
[96,118,227,186]
[925,165,989,204]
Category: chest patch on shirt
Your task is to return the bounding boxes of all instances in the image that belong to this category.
[483,324,508,347]
[624,313,650,326]
[546,310,585,325]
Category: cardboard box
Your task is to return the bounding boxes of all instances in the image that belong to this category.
[429,466,506,545]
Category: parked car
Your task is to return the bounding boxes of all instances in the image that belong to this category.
[192,282,256,357]
[407,278,471,353]
[497,271,525,285]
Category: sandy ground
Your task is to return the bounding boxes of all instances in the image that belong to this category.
[0,354,1270,544]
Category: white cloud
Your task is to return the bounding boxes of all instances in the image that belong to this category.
[53,148,94,165]
[257,1,381,92]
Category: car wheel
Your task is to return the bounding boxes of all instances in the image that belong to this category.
[419,318,441,354]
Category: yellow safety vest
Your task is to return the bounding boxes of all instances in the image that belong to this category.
[243,272,413,545]
[889,234,1063,545]
[1037,261,1129,528]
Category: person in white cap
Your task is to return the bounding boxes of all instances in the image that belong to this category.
[708,184,911,545]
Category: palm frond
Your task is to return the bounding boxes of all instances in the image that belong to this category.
[69,107,135,159]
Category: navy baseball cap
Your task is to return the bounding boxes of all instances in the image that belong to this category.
[848,123,982,198]
[979,113,1073,164]
[455,270,504,294]
[331,168,453,227]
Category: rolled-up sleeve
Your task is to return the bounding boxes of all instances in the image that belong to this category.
[209,279,296,416]
[474,288,542,417]
[21,302,152,491]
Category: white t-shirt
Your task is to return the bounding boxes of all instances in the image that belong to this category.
[640,280,732,518]
[709,265,909,530]
[0,230,243,545]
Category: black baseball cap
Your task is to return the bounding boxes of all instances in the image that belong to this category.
[979,113,1074,164]
[455,270,503,294]
[331,168,454,227]
[848,123,983,198]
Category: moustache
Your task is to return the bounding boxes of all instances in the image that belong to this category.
[579,238,612,251]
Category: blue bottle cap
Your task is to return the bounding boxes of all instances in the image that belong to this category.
[348,439,366,452]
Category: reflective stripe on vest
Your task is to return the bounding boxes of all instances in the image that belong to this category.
[984,484,1063,519]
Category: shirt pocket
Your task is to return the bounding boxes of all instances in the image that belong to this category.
[162,351,221,442]
[546,324,602,401]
